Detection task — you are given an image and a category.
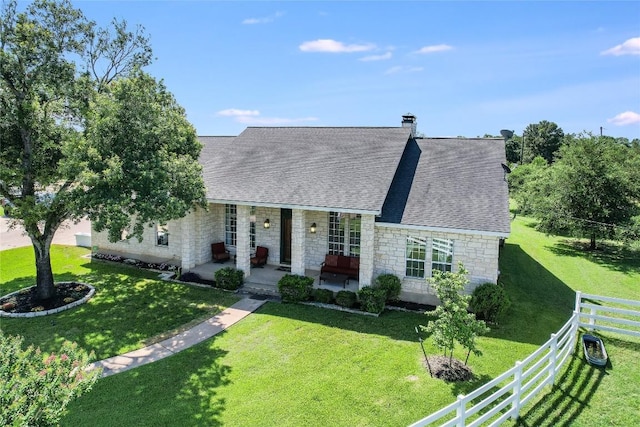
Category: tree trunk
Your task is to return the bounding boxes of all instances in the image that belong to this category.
[34,241,56,300]
[590,233,597,251]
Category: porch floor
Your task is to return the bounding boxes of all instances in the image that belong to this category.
[186,262,360,296]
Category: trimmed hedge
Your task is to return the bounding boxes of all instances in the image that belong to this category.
[470,282,511,323]
[375,273,402,302]
[313,288,334,304]
[335,290,357,308]
[278,274,314,303]
[357,286,387,314]
[214,267,244,290]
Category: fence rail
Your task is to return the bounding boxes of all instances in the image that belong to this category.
[409,292,640,427]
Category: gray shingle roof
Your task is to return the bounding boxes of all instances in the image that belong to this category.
[199,127,411,212]
[378,137,510,234]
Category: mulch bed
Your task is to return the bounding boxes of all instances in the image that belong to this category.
[0,282,90,314]
[425,355,474,382]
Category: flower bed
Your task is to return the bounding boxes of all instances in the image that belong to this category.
[92,253,179,273]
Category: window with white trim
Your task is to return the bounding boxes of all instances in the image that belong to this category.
[328,212,361,256]
[349,215,361,256]
[225,204,237,246]
[156,223,169,246]
[328,211,344,255]
[249,206,256,250]
[432,238,454,273]
[406,237,427,278]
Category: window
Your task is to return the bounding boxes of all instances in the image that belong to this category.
[328,212,362,256]
[432,238,454,273]
[249,206,256,249]
[328,212,344,255]
[225,204,237,246]
[406,237,427,278]
[156,223,169,246]
[349,215,361,256]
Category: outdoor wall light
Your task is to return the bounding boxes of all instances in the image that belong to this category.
[310,223,317,234]
[264,219,270,229]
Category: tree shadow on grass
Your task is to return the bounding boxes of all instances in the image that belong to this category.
[514,343,607,427]
[496,243,576,345]
[1,260,238,360]
[63,337,231,426]
[546,239,640,275]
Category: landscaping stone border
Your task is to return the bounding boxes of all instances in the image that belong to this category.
[0,282,95,318]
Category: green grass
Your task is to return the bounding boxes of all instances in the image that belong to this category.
[4,216,639,426]
[0,245,240,359]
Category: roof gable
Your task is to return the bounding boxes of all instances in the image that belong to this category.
[379,137,510,234]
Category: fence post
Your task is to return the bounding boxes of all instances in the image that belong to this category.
[570,312,578,355]
[574,291,582,314]
[456,394,466,427]
[511,361,523,420]
[548,333,558,385]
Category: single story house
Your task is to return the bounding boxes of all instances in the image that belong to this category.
[92,114,510,304]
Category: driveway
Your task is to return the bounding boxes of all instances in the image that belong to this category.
[0,217,91,250]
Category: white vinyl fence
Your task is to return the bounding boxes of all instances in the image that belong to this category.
[409,292,640,427]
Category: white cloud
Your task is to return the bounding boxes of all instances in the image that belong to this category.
[607,111,640,126]
[359,52,392,62]
[242,11,284,25]
[299,39,375,53]
[217,109,260,117]
[601,37,640,56]
[217,109,317,125]
[384,66,423,75]
[414,44,453,54]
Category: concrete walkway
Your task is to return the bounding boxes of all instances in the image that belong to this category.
[89,297,267,377]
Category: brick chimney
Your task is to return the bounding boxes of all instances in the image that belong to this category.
[401,113,417,137]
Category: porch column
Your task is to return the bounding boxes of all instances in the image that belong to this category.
[236,205,251,277]
[358,214,375,288]
[181,212,196,270]
[192,207,206,265]
[291,209,306,276]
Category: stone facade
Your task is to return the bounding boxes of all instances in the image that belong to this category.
[373,224,501,304]
[92,203,502,304]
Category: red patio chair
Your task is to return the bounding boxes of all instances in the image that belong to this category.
[250,246,269,267]
[211,242,230,263]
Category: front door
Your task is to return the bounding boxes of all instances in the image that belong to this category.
[280,209,292,264]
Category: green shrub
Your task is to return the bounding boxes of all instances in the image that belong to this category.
[313,288,334,304]
[277,274,314,303]
[375,273,402,301]
[0,332,101,427]
[357,286,387,314]
[470,282,511,323]
[335,290,357,308]
[214,267,244,291]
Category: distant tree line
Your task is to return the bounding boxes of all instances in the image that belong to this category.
[501,120,640,250]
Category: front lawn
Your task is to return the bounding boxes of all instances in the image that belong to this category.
[3,214,639,426]
[0,245,240,359]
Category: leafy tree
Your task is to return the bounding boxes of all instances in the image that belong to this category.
[0,0,206,300]
[530,133,640,250]
[505,134,524,164]
[0,332,101,426]
[421,264,488,365]
[522,120,565,164]
[507,157,549,215]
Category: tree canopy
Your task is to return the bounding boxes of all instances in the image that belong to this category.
[522,120,564,164]
[0,0,206,300]
[512,134,640,249]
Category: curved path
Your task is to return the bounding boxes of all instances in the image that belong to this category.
[89,297,266,377]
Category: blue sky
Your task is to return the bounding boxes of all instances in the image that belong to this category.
[72,1,640,139]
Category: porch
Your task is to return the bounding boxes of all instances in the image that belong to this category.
[186,262,361,296]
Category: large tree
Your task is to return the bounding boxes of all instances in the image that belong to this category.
[0,0,206,300]
[530,133,640,250]
[522,120,565,164]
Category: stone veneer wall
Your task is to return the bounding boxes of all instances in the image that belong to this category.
[305,210,329,271]
[91,216,184,264]
[373,225,501,305]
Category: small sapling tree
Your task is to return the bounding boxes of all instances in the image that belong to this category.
[421,263,488,366]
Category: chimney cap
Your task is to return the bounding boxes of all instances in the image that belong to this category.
[402,113,416,122]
